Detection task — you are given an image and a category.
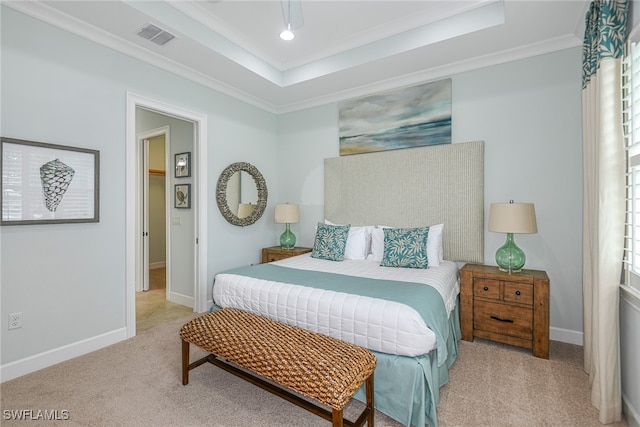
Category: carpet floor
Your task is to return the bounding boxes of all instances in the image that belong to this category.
[0,314,629,427]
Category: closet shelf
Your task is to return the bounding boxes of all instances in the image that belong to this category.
[149,168,165,176]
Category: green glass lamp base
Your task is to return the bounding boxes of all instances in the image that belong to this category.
[495,233,526,273]
[280,223,296,250]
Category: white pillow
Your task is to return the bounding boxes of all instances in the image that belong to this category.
[324,220,372,260]
[368,224,443,266]
[368,226,388,262]
[430,223,444,263]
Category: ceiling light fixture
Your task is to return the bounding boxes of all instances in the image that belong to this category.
[280,23,295,41]
[280,0,303,41]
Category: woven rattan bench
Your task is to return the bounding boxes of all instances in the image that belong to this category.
[180,308,376,427]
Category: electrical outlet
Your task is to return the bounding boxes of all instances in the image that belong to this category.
[8,312,22,330]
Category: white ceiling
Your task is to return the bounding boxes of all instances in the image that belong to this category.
[5,0,588,113]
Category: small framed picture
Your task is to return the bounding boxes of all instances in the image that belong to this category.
[174,152,191,178]
[174,184,190,208]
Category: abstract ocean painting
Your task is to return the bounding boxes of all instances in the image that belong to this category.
[339,79,451,156]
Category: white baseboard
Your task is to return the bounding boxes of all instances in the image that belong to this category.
[0,322,586,384]
[0,327,127,383]
[169,291,194,308]
[624,392,640,427]
[550,327,584,346]
[149,261,166,269]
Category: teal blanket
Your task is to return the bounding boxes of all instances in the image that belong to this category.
[221,263,451,367]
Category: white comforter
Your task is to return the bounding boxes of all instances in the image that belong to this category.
[213,254,459,357]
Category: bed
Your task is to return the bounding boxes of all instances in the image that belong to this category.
[212,141,484,427]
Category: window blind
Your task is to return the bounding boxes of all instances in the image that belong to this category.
[623,40,640,293]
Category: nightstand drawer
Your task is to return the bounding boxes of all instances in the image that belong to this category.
[261,246,312,263]
[474,300,533,340]
[473,278,500,300]
[265,252,292,262]
[503,282,533,305]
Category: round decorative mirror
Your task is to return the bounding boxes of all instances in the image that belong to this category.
[216,162,267,226]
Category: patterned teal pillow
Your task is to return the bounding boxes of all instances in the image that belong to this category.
[381,227,430,269]
[311,222,351,261]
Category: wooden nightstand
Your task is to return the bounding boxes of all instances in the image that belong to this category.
[261,246,312,263]
[460,263,550,359]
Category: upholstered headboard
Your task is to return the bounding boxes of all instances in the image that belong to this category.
[324,141,484,263]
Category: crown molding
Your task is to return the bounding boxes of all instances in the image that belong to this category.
[4,1,582,115]
[127,0,504,87]
[276,34,582,114]
[3,1,279,113]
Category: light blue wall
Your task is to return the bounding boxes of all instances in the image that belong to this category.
[0,6,278,367]
[278,48,584,342]
[455,50,583,339]
[276,104,339,245]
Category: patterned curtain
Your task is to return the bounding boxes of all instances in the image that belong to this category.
[581,0,627,424]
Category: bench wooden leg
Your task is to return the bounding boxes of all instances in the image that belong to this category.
[182,339,190,385]
[331,408,343,427]
[332,373,374,427]
[366,373,374,427]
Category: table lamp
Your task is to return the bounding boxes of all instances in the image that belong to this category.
[488,200,537,273]
[275,203,300,249]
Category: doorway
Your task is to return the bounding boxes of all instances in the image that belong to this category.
[125,93,208,338]
[135,131,191,332]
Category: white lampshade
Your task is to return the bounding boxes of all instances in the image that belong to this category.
[237,203,255,219]
[488,201,537,234]
[274,204,300,224]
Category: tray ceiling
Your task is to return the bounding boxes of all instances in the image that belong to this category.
[4,1,588,113]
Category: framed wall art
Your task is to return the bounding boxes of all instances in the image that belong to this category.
[175,184,191,209]
[175,152,191,178]
[1,137,100,225]
[338,79,452,156]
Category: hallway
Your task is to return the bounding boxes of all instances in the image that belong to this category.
[135,267,193,332]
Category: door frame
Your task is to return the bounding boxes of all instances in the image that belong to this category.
[137,128,170,294]
[125,93,208,338]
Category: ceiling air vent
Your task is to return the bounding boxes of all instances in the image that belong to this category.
[137,23,175,46]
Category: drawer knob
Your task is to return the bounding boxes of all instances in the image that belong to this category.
[490,315,514,323]
[483,286,489,291]
[515,290,521,296]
